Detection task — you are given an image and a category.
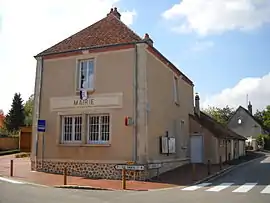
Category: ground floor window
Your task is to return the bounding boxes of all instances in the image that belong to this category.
[61,115,82,143]
[87,114,110,144]
[60,114,111,144]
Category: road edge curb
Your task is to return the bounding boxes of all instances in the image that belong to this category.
[54,185,115,191]
[53,185,149,191]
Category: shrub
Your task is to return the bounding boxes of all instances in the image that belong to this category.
[256,134,270,150]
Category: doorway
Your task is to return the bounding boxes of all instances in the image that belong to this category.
[190,134,203,163]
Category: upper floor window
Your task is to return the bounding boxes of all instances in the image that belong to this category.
[77,59,94,91]
[173,76,179,104]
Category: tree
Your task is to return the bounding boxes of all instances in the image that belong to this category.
[0,125,8,136]
[263,105,270,131]
[254,105,270,132]
[254,109,264,125]
[203,105,235,125]
[5,93,25,133]
[24,94,34,126]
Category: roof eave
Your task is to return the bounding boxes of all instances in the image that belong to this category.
[34,41,145,59]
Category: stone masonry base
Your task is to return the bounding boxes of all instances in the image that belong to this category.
[31,158,189,181]
[31,159,149,181]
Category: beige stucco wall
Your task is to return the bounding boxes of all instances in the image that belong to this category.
[145,49,194,163]
[239,140,245,156]
[189,117,222,164]
[36,48,136,162]
[230,139,240,159]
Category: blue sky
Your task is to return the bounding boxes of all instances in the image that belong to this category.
[123,0,270,106]
[0,0,270,113]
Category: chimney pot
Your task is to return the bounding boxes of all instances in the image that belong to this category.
[107,7,121,20]
[194,93,200,117]
[144,33,153,46]
[248,101,253,115]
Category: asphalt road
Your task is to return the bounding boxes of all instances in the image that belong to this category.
[1,154,270,203]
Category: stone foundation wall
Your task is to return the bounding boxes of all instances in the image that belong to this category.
[31,158,189,181]
[31,159,149,181]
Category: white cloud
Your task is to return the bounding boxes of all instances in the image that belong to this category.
[121,9,137,26]
[202,72,270,111]
[162,0,270,36]
[191,40,214,51]
[0,0,136,114]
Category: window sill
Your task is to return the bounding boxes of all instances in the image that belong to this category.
[58,143,111,147]
[76,89,95,94]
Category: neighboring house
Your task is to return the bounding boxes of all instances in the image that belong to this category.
[31,8,195,180]
[227,102,269,150]
[189,94,246,164]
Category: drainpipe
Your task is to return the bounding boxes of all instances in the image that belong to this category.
[33,57,43,162]
[133,44,138,162]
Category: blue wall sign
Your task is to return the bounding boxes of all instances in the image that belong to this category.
[37,119,46,132]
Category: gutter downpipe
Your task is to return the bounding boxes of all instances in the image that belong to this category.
[133,44,138,163]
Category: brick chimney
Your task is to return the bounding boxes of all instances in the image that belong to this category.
[144,33,154,46]
[194,93,200,117]
[107,7,121,20]
[248,101,252,115]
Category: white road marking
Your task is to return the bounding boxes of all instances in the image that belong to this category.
[232,183,257,193]
[0,177,24,184]
[182,183,212,191]
[261,185,270,194]
[206,183,234,192]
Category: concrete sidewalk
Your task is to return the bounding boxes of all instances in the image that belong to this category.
[0,154,229,191]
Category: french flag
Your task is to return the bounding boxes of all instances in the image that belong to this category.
[80,89,87,100]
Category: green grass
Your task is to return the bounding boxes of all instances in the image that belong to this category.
[0,149,20,156]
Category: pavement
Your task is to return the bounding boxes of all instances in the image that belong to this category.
[0,153,231,190]
[0,153,270,203]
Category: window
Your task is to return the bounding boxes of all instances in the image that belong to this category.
[77,59,94,90]
[61,116,82,143]
[173,76,179,104]
[238,118,242,125]
[87,114,110,144]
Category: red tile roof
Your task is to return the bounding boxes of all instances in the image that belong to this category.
[190,112,246,140]
[37,8,142,56]
[36,8,194,86]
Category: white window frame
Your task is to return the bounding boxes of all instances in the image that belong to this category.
[61,115,83,144]
[77,59,95,91]
[87,114,110,144]
[173,76,179,104]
